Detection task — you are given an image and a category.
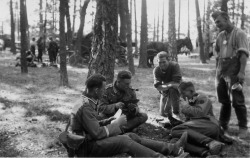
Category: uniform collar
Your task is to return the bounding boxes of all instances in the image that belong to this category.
[113,81,119,94]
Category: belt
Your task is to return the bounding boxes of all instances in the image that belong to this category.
[219,56,237,61]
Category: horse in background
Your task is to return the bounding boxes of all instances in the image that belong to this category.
[146,37,193,67]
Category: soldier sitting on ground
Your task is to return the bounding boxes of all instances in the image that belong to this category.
[15,50,37,67]
[98,70,148,133]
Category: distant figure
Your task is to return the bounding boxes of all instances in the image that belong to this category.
[16,50,36,67]
[30,37,36,57]
[37,37,44,63]
[48,37,59,65]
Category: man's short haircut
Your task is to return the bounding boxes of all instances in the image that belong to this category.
[117,70,132,80]
[178,81,194,92]
[156,51,169,59]
[211,11,229,21]
[85,74,106,90]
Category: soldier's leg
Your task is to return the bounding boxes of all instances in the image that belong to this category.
[217,77,231,130]
[168,87,180,115]
[232,87,248,132]
[121,112,148,133]
[160,94,170,117]
[87,135,165,157]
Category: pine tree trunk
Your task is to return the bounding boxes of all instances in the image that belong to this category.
[187,0,190,37]
[65,0,73,50]
[161,0,164,42]
[133,0,138,57]
[24,0,29,48]
[157,1,159,42]
[138,0,148,68]
[44,0,48,54]
[126,0,135,75]
[195,0,206,63]
[72,0,77,34]
[241,0,245,30]
[88,0,118,84]
[75,0,90,58]
[178,0,180,40]
[39,0,43,36]
[10,0,16,54]
[20,0,28,73]
[153,9,156,42]
[168,0,177,62]
[118,0,127,42]
[59,0,69,86]
[221,0,229,13]
[205,0,211,60]
[232,0,235,24]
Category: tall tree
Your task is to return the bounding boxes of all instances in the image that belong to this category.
[20,0,28,73]
[10,0,16,54]
[74,0,90,64]
[39,0,43,36]
[240,0,245,29]
[205,0,211,60]
[138,0,148,68]
[153,8,156,42]
[43,0,48,54]
[195,0,206,63]
[161,0,165,42]
[178,0,181,40]
[72,0,77,34]
[59,0,69,86]
[118,0,127,42]
[236,0,240,27]
[88,0,118,84]
[168,0,177,61]
[126,0,135,75]
[65,0,73,49]
[133,0,138,57]
[15,1,20,41]
[187,0,190,37]
[232,0,235,24]
[221,0,229,13]
[156,0,160,42]
[203,0,206,33]
[24,0,29,48]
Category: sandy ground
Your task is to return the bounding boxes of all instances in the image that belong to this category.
[0,49,249,157]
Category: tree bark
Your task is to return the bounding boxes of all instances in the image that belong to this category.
[241,0,245,30]
[20,0,28,73]
[88,0,118,84]
[178,0,180,40]
[126,0,135,75]
[10,0,16,54]
[138,0,148,68]
[133,0,138,57]
[72,0,77,34]
[162,0,164,42]
[221,0,229,13]
[118,0,127,42]
[39,0,43,36]
[156,1,159,42]
[65,0,73,49]
[75,0,90,57]
[59,0,69,86]
[168,0,177,62]
[195,0,206,63]
[205,0,211,60]
[187,0,190,37]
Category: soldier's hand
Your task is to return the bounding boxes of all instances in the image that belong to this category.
[237,72,245,83]
[115,102,125,109]
[113,115,127,126]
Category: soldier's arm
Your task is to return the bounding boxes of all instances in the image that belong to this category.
[98,93,118,115]
[80,106,122,140]
[153,67,169,91]
[181,95,212,118]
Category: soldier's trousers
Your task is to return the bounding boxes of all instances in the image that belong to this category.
[171,119,220,156]
[160,87,180,117]
[76,134,169,157]
[121,112,148,133]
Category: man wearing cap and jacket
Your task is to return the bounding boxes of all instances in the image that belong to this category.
[212,11,249,139]
[98,70,148,133]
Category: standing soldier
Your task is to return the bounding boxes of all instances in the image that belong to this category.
[30,37,36,57]
[37,36,44,63]
[48,37,59,65]
[212,11,249,139]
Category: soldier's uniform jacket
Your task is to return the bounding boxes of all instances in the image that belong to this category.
[71,93,122,140]
[181,94,219,126]
[98,82,138,116]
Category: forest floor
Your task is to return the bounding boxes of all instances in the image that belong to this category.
[0,49,249,157]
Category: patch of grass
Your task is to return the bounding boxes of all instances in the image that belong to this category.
[0,130,22,157]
